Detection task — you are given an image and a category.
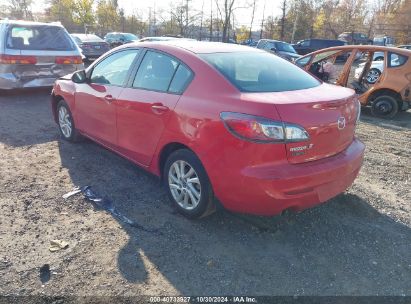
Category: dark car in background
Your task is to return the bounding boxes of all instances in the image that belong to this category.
[70,34,110,61]
[292,39,346,55]
[104,32,139,48]
[338,32,371,45]
[256,39,300,61]
[0,20,83,90]
[240,39,258,47]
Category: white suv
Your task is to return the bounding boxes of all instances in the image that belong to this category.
[0,20,83,90]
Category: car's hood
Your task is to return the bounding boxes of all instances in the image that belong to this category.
[59,73,74,80]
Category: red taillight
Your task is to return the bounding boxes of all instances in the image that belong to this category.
[55,56,83,64]
[220,112,309,143]
[0,54,37,64]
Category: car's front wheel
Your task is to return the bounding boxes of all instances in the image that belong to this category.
[57,100,80,142]
[164,149,215,219]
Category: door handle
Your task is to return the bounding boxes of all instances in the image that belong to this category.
[103,95,115,103]
[151,103,169,114]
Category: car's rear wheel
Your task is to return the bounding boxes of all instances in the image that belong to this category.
[164,149,215,219]
[371,95,399,118]
[366,68,381,84]
[57,100,80,142]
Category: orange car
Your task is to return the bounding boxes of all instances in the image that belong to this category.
[295,45,411,118]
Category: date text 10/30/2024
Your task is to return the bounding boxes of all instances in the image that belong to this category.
[149,296,257,303]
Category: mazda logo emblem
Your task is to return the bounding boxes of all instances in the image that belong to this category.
[337,117,346,130]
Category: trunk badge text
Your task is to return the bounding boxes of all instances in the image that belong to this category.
[290,143,314,156]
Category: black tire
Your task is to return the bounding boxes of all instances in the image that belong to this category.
[57,100,81,142]
[371,95,399,118]
[375,56,384,61]
[163,149,215,219]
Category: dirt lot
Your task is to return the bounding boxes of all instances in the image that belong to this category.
[0,89,410,297]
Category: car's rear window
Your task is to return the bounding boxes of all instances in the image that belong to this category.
[6,25,75,51]
[201,51,321,92]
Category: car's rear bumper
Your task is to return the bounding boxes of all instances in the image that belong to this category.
[215,138,365,216]
[0,64,82,90]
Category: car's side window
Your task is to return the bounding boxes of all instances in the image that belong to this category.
[388,52,408,68]
[265,42,275,51]
[257,41,266,49]
[169,64,193,94]
[90,49,139,86]
[133,51,178,92]
[301,40,310,47]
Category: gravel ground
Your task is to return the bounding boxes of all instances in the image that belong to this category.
[0,89,410,296]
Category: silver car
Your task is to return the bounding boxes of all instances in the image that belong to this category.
[0,20,84,90]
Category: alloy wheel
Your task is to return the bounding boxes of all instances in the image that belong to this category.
[366,69,381,83]
[58,106,72,138]
[168,160,201,210]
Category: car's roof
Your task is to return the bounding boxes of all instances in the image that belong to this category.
[140,37,180,41]
[139,37,196,42]
[260,39,290,44]
[129,40,263,54]
[71,33,102,41]
[106,32,134,35]
[0,19,63,27]
[299,45,411,58]
[71,33,99,38]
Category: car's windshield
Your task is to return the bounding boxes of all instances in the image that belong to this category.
[275,42,296,53]
[6,25,75,51]
[124,33,138,40]
[201,51,320,92]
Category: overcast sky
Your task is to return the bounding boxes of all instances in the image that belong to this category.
[32,0,283,29]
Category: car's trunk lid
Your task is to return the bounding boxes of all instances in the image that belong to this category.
[242,83,358,164]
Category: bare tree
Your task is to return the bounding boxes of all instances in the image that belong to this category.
[248,0,256,40]
[7,0,33,20]
[280,0,286,40]
[291,0,301,43]
[170,4,186,36]
[199,0,205,40]
[214,0,236,42]
[259,0,266,39]
[209,0,213,40]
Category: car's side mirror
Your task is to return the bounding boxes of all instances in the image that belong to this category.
[72,70,87,84]
[270,47,277,52]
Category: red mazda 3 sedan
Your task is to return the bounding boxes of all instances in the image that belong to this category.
[51,41,365,218]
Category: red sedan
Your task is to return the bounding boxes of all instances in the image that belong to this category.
[51,41,365,218]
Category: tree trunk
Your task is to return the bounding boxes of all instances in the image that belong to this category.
[280,0,286,40]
